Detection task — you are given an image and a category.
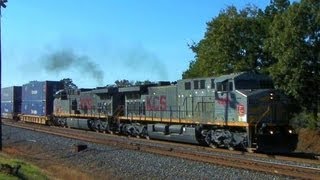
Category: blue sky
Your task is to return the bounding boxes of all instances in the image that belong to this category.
[2,0,270,88]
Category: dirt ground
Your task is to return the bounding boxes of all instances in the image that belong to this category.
[3,144,118,180]
[296,128,320,154]
[2,128,319,179]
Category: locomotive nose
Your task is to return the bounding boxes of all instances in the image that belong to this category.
[246,89,288,126]
[246,90,298,152]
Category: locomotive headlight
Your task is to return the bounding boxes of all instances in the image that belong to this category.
[269,130,274,135]
[288,129,293,134]
[270,92,274,100]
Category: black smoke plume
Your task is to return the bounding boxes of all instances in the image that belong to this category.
[122,47,168,80]
[42,49,104,85]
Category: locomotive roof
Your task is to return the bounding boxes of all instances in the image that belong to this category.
[27,80,61,83]
[214,72,271,82]
[118,83,160,93]
[79,88,93,92]
[236,89,269,96]
[177,72,271,84]
[119,86,143,92]
[90,86,118,94]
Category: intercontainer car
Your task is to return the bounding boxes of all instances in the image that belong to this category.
[20,80,63,124]
[1,86,22,119]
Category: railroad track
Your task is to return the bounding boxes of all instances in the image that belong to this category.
[3,120,320,179]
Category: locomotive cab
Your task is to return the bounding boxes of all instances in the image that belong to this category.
[53,89,81,115]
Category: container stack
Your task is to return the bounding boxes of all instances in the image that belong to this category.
[21,81,63,116]
[1,86,22,119]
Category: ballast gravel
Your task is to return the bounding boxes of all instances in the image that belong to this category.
[2,125,291,179]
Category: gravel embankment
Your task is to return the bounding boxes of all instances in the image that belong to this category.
[2,125,291,179]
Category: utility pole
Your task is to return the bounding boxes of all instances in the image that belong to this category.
[0,0,8,151]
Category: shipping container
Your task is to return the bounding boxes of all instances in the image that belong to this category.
[21,81,63,116]
[1,86,22,102]
[1,101,21,118]
[1,86,22,118]
[21,101,48,116]
[22,81,63,102]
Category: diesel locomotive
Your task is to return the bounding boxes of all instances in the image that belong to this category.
[2,72,298,152]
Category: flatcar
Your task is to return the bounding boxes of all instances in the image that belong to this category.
[18,81,63,124]
[1,86,22,120]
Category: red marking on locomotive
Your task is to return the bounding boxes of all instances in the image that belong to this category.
[237,104,245,116]
[160,96,166,110]
[217,98,230,106]
[146,95,167,111]
[80,97,93,110]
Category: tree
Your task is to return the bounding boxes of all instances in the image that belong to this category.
[134,80,154,86]
[266,0,320,126]
[264,0,290,16]
[60,78,78,91]
[183,5,267,78]
[114,79,133,87]
[182,0,319,128]
[182,60,202,78]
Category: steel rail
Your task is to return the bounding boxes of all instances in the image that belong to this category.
[3,120,320,179]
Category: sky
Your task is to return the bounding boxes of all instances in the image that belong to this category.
[2,0,271,88]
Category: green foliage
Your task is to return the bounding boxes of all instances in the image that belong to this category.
[183,5,268,78]
[183,0,319,128]
[182,60,202,78]
[114,79,155,87]
[266,0,320,123]
[60,78,78,90]
[134,80,154,86]
[0,154,48,180]
[264,0,290,16]
[114,79,133,87]
[290,110,320,130]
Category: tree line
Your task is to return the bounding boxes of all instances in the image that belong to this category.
[183,0,319,129]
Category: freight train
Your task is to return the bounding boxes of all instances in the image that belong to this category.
[1,72,298,152]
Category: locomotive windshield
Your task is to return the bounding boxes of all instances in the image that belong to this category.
[235,79,274,90]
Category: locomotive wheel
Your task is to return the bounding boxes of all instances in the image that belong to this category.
[209,143,217,149]
[246,148,254,153]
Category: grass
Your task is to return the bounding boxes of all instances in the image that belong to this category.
[0,153,48,180]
